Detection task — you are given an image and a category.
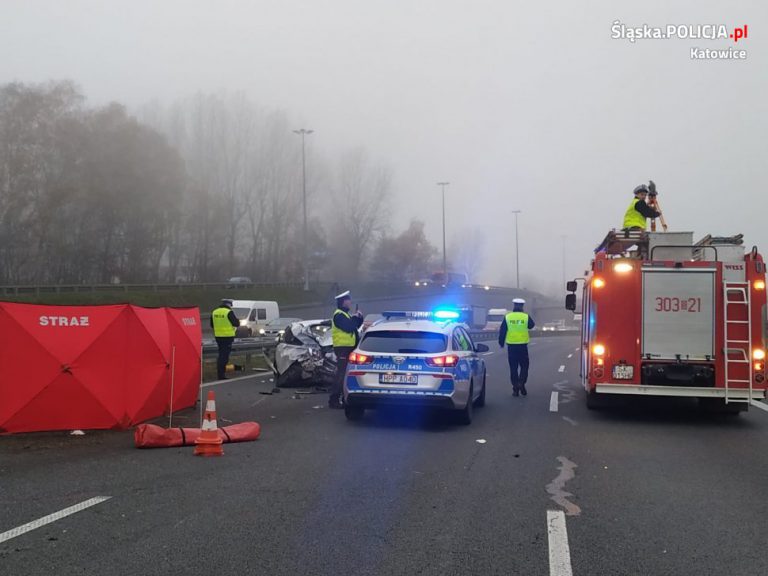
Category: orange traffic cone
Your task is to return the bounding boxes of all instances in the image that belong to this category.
[194,391,224,457]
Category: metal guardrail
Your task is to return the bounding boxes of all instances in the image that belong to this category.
[202,338,278,357]
[201,329,578,357]
[0,281,528,297]
[0,281,306,296]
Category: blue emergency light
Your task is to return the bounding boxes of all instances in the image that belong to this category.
[433,309,461,320]
[381,309,461,321]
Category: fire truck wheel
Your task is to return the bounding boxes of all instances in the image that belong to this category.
[585,388,608,410]
[698,398,746,415]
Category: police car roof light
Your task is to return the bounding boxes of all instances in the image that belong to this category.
[433,310,460,320]
[381,310,459,320]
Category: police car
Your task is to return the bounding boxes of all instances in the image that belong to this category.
[343,310,489,424]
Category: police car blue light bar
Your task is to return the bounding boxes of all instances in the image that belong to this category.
[433,310,460,320]
[382,310,461,320]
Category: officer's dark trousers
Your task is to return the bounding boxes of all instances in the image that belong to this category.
[506,344,529,390]
[330,347,353,405]
[215,337,235,379]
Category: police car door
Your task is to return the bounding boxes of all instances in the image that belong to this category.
[460,327,482,382]
[452,328,475,389]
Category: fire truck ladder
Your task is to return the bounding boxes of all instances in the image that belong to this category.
[723,282,753,405]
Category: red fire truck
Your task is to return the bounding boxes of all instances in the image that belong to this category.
[566,230,768,412]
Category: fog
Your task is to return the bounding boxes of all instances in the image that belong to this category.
[1,0,765,293]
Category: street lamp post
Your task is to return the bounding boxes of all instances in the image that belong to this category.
[293,129,314,291]
[437,182,450,279]
[561,234,567,289]
[511,210,521,289]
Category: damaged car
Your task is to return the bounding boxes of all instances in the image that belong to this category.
[274,319,338,388]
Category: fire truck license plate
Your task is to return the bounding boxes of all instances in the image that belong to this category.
[612,365,634,380]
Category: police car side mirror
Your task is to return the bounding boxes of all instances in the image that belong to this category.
[475,343,489,353]
[566,280,578,292]
[565,294,577,311]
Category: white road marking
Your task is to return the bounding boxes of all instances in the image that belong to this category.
[562,416,578,426]
[547,510,574,576]
[558,365,565,373]
[567,353,573,359]
[549,391,559,412]
[201,372,274,388]
[553,380,575,405]
[482,352,494,356]
[0,497,111,544]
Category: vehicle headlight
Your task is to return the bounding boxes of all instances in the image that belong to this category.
[415,281,420,286]
[259,328,265,335]
[239,320,247,326]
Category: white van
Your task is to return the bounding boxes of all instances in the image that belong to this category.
[484,308,508,331]
[230,300,280,337]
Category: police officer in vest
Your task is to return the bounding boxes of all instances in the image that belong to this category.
[210,299,240,380]
[329,290,363,409]
[623,184,662,231]
[498,298,536,396]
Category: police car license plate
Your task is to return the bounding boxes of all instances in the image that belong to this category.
[379,373,418,385]
[612,365,634,380]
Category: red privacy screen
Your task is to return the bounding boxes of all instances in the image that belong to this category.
[0,303,201,433]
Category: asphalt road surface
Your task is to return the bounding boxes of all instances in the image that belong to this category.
[3,335,768,575]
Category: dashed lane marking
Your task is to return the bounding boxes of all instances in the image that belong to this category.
[558,365,565,373]
[550,391,559,412]
[547,510,574,576]
[0,497,112,544]
[567,353,573,358]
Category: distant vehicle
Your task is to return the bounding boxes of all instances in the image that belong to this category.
[429,271,469,287]
[230,300,280,337]
[456,306,488,330]
[541,320,565,332]
[362,313,384,332]
[414,279,431,287]
[258,317,302,341]
[343,310,488,424]
[226,276,252,288]
[484,308,508,331]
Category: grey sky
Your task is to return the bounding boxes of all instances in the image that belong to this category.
[1,1,765,292]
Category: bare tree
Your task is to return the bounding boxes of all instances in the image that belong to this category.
[328,147,391,280]
[450,227,486,283]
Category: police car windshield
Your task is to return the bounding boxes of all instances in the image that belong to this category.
[232,308,249,319]
[359,331,447,354]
